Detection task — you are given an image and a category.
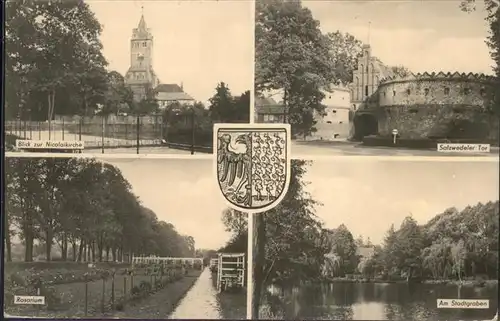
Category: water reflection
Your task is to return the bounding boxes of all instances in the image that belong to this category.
[262,282,498,320]
[169,268,222,319]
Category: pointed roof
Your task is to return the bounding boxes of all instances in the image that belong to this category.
[132,11,151,39]
[138,14,147,31]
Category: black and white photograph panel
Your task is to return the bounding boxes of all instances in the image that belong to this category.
[251,159,499,320]
[4,157,248,319]
[5,0,252,155]
[255,0,499,157]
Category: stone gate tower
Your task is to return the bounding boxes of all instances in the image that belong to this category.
[125,12,159,102]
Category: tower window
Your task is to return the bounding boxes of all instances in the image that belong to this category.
[424,88,429,96]
[365,85,368,96]
[393,90,396,97]
[480,88,486,96]
[444,87,450,95]
[143,42,147,47]
[463,88,470,95]
[383,92,386,97]
[406,89,411,95]
[366,65,368,72]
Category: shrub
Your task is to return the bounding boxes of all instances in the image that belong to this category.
[42,286,61,311]
[139,280,152,294]
[5,134,21,151]
[131,285,142,297]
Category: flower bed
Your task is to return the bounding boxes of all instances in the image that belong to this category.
[4,265,189,318]
[5,266,128,288]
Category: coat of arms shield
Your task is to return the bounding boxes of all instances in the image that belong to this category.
[214,123,291,214]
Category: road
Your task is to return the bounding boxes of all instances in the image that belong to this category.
[11,129,498,157]
[83,146,195,155]
[292,141,499,157]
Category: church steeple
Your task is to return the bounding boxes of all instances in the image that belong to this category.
[138,6,147,32]
[134,8,151,39]
[138,14,147,31]
[124,5,158,102]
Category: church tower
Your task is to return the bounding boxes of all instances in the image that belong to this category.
[125,11,159,102]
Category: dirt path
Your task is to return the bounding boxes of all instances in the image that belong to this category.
[112,271,201,319]
[169,268,222,318]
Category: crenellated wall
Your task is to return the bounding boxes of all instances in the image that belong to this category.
[378,72,496,108]
[373,72,498,140]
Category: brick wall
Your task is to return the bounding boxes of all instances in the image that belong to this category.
[378,105,497,139]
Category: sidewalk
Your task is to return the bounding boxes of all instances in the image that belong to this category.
[293,138,358,146]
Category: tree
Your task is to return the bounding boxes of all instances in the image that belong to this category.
[381,224,398,277]
[134,84,159,116]
[222,209,248,237]
[326,31,364,84]
[390,65,413,77]
[326,224,359,276]
[101,71,134,115]
[4,158,196,262]
[233,90,251,123]
[252,160,327,318]
[219,209,248,255]
[208,82,235,122]
[5,0,109,128]
[393,216,424,281]
[355,235,365,248]
[255,0,336,136]
[461,0,500,115]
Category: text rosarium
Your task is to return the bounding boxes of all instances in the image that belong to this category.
[437,299,490,309]
[15,140,84,150]
[14,295,46,305]
[437,143,490,153]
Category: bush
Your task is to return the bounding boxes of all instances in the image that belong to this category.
[5,134,21,151]
[166,127,212,147]
[41,286,61,311]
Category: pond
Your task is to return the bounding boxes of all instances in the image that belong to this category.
[262,282,498,320]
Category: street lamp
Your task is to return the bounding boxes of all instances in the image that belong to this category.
[190,107,195,155]
[136,111,140,155]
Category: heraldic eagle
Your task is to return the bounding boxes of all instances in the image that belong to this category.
[217,133,252,206]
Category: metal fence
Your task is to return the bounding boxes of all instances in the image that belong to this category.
[5,116,163,149]
[5,115,216,153]
[5,268,187,318]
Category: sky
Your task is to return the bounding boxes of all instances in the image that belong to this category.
[87,0,253,103]
[304,159,499,245]
[104,157,232,250]
[306,0,494,75]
